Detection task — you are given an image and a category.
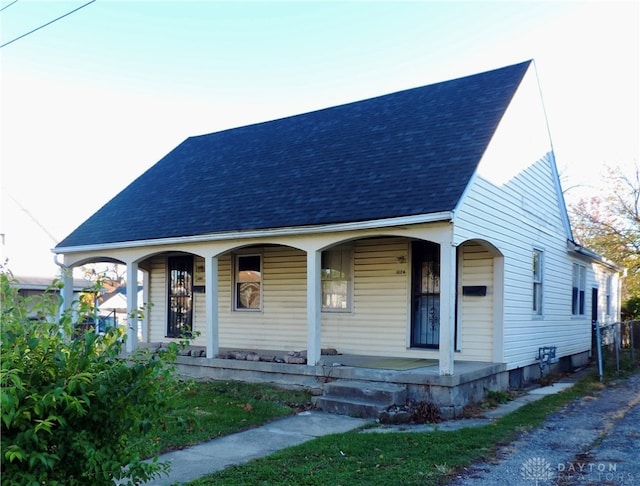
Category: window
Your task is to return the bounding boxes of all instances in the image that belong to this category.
[167,255,193,337]
[572,263,586,316]
[606,275,612,316]
[321,247,352,311]
[235,254,262,310]
[532,249,543,315]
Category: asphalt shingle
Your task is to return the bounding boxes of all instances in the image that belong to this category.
[57,60,531,248]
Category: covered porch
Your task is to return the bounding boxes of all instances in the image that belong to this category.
[58,224,506,396]
[157,346,507,417]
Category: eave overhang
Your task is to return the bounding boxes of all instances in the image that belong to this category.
[54,211,454,255]
[567,240,623,272]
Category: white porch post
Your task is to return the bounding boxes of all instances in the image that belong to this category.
[205,256,219,359]
[306,250,321,366]
[126,262,139,353]
[59,267,74,325]
[141,270,150,343]
[438,238,457,375]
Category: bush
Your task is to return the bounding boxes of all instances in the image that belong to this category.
[0,271,181,485]
[622,295,640,320]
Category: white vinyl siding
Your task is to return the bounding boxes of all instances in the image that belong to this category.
[456,153,592,369]
[457,243,493,361]
[323,238,410,356]
[147,255,167,343]
[218,247,308,351]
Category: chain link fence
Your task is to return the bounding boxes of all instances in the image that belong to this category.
[593,320,640,381]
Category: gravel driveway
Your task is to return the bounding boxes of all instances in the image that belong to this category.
[448,371,640,486]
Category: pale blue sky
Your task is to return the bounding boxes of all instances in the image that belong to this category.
[1,1,638,276]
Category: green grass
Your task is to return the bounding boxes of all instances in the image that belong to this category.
[137,380,313,457]
[187,374,602,485]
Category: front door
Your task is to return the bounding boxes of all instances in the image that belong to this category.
[411,241,440,348]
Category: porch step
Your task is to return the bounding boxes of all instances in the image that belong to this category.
[313,380,407,419]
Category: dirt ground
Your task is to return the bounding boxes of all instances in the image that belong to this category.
[447,370,640,486]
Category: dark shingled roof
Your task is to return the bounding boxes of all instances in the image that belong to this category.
[57,60,531,248]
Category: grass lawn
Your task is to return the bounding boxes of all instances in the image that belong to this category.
[185,374,602,485]
[137,379,314,458]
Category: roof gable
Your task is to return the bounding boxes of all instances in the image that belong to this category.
[57,60,531,249]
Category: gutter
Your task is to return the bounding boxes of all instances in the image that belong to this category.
[567,240,623,272]
[53,212,454,254]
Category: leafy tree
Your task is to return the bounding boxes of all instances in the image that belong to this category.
[569,164,640,314]
[0,271,181,485]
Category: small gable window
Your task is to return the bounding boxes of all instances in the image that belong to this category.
[532,249,543,315]
[235,254,262,310]
[321,247,353,312]
[572,263,586,316]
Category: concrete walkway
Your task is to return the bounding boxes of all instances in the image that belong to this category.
[143,371,586,485]
[143,411,368,485]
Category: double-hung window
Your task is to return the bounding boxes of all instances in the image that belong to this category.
[606,275,612,317]
[532,249,543,315]
[572,263,586,316]
[235,254,262,310]
[321,247,352,312]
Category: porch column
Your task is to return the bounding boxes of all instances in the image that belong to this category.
[58,266,74,325]
[439,239,457,375]
[126,262,139,353]
[306,250,321,366]
[141,270,150,343]
[205,256,219,359]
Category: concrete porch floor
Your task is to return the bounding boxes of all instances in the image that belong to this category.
[169,347,507,412]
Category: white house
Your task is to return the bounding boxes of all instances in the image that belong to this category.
[53,60,621,411]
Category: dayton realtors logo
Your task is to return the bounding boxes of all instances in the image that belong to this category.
[520,457,635,485]
[520,457,555,485]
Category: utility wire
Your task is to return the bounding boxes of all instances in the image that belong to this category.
[1,0,96,48]
[6,192,59,245]
[0,0,19,13]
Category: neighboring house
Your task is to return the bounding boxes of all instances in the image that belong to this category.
[98,286,144,337]
[54,60,622,409]
[12,275,93,320]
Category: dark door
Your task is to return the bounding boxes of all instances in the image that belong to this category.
[591,288,598,324]
[411,241,440,348]
[591,287,599,352]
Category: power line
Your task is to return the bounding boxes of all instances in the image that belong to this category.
[1,0,96,48]
[0,1,19,13]
[6,193,59,245]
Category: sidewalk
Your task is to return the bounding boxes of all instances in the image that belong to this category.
[144,369,589,485]
[143,411,369,485]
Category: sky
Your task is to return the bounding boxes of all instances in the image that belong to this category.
[1,0,638,278]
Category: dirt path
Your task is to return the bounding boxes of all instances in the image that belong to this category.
[448,371,640,486]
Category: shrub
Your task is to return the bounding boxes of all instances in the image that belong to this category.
[0,271,181,485]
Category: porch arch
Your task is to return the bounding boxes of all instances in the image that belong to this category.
[57,254,147,351]
[457,238,505,363]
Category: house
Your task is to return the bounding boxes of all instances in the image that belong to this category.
[98,285,144,336]
[12,275,93,321]
[54,60,622,413]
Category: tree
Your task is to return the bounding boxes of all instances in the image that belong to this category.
[568,164,640,316]
[0,270,181,485]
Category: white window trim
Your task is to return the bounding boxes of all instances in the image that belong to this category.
[572,262,587,316]
[233,252,263,312]
[532,249,543,317]
[321,246,354,313]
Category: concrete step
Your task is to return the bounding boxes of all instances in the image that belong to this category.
[313,380,407,419]
[322,380,407,404]
[312,396,389,419]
